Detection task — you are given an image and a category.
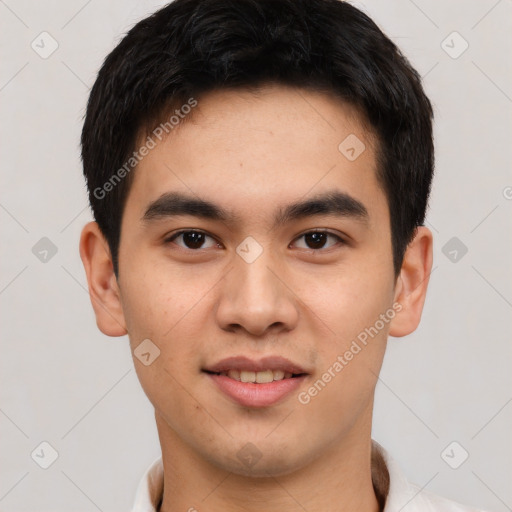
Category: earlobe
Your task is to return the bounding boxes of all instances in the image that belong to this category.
[79,221,128,337]
[389,226,433,338]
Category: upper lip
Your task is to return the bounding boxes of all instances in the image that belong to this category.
[203,356,309,375]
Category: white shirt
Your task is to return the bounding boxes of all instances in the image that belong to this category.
[131,441,486,512]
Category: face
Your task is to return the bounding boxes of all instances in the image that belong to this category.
[86,84,420,477]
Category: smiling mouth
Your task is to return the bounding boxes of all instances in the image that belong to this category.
[204,369,307,383]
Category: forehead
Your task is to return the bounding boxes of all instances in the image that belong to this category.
[127,84,386,227]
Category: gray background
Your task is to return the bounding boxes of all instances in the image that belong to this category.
[1,0,511,510]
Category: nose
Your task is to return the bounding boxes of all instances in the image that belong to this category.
[215,247,299,337]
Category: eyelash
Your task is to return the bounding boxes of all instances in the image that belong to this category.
[165,229,346,251]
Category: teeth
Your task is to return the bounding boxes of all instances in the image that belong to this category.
[240,370,256,383]
[227,369,241,381]
[223,369,292,383]
[256,370,274,383]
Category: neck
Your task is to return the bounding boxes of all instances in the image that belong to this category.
[155,410,383,512]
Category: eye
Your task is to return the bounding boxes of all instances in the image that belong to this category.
[292,230,345,250]
[166,230,220,250]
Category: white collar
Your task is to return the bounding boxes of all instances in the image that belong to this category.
[130,440,482,512]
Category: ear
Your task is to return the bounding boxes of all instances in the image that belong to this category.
[389,226,433,337]
[79,221,128,337]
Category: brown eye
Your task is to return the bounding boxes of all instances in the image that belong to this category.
[305,232,328,249]
[167,230,218,250]
[293,231,343,250]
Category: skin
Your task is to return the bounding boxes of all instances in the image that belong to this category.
[80,84,433,512]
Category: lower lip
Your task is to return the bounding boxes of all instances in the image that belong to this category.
[206,373,307,408]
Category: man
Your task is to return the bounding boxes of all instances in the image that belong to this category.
[79,0,485,510]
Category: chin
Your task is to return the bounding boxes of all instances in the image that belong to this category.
[206,440,316,479]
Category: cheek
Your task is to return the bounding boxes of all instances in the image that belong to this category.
[119,259,210,342]
[298,295,390,432]
[309,265,395,343]
[299,262,394,406]
[119,283,193,401]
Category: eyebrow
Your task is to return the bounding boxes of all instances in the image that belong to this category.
[142,190,369,228]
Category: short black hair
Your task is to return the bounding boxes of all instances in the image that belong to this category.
[81,0,434,277]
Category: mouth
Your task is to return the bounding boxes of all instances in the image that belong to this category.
[203,369,306,383]
[203,356,309,407]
